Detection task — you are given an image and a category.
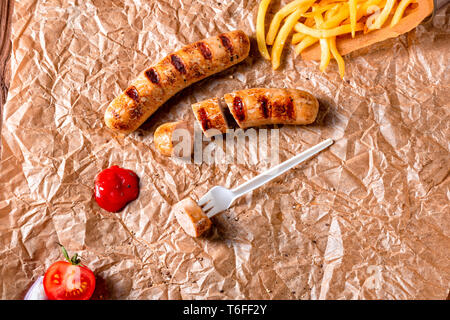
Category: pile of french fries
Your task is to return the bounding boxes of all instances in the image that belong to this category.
[257,0,415,78]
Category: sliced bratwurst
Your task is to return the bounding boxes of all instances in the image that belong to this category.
[224,88,318,129]
[105,30,250,134]
[191,97,229,138]
[191,88,319,136]
[155,88,319,156]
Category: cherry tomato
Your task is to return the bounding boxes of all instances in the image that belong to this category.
[94,165,139,212]
[43,261,96,300]
[43,246,95,300]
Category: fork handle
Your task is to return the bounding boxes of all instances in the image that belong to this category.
[231,138,334,201]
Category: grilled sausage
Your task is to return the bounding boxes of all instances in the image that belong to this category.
[191,98,229,138]
[172,197,212,237]
[224,88,319,128]
[105,30,250,134]
[191,88,319,132]
[154,121,193,157]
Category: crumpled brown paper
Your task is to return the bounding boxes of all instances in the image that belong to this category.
[0,0,449,300]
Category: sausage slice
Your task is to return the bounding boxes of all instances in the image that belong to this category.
[191,98,229,137]
[172,198,212,237]
[224,88,319,128]
[154,121,193,157]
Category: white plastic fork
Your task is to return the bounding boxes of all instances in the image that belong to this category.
[198,138,334,217]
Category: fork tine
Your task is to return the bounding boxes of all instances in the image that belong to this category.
[202,201,215,212]
[206,207,221,217]
[198,192,211,206]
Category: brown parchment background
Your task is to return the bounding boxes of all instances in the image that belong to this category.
[0,0,449,300]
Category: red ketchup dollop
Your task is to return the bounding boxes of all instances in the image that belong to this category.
[94,166,139,212]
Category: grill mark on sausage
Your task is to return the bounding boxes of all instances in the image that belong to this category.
[286,97,295,120]
[196,41,212,60]
[232,96,245,122]
[272,98,296,120]
[198,108,211,131]
[258,96,270,119]
[125,86,139,102]
[219,34,233,54]
[145,68,160,84]
[170,54,187,74]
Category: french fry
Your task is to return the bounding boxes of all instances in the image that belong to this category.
[292,32,307,44]
[325,3,343,19]
[319,38,331,72]
[256,0,273,60]
[321,5,350,28]
[363,1,388,34]
[349,0,357,37]
[294,22,364,38]
[311,3,342,14]
[313,7,325,26]
[261,0,413,79]
[319,0,348,4]
[323,0,349,4]
[359,0,385,18]
[329,37,345,78]
[302,4,338,20]
[295,36,319,55]
[272,7,311,70]
[390,0,413,27]
[300,12,316,18]
[304,17,316,26]
[294,2,351,56]
[342,0,385,24]
[368,0,396,30]
[266,0,314,45]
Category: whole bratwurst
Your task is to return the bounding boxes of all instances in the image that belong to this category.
[105,30,250,134]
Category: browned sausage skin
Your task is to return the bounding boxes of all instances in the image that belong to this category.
[224,88,319,128]
[191,98,229,138]
[104,30,250,134]
[192,88,319,134]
